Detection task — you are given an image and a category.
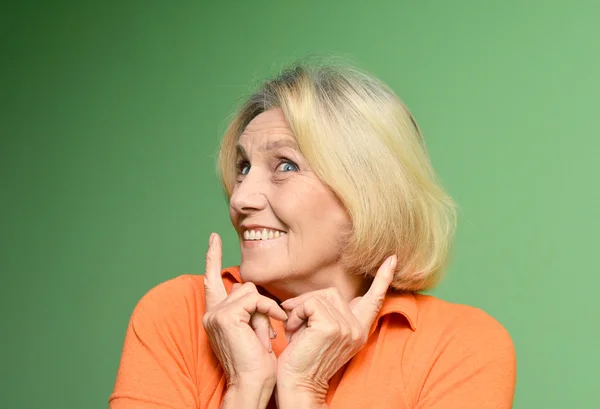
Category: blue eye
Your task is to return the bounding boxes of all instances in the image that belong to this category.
[278,160,299,172]
[236,160,250,175]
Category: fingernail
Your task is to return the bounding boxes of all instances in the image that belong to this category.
[269,328,276,339]
[208,233,215,247]
[389,255,397,269]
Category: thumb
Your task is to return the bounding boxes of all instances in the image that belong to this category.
[352,255,396,329]
[250,313,273,352]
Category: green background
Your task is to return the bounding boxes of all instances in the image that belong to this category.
[2,1,599,408]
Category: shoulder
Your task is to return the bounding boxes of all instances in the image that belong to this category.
[415,294,513,341]
[139,274,205,301]
[394,295,516,407]
[130,268,241,328]
[412,293,515,366]
[133,274,206,316]
[129,274,206,331]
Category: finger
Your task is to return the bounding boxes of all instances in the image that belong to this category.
[352,255,396,329]
[250,313,272,352]
[285,305,305,333]
[223,282,260,304]
[204,233,227,310]
[230,292,288,322]
[280,290,321,310]
[287,322,307,343]
[232,282,242,292]
[284,298,313,333]
[282,288,353,329]
[281,287,348,311]
[285,297,335,333]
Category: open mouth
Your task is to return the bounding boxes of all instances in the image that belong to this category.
[243,228,287,241]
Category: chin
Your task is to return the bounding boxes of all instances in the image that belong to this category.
[239,259,281,287]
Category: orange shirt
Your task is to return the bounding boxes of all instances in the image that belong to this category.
[110,267,516,409]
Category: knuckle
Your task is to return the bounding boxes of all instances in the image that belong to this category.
[305,297,320,308]
[350,327,364,343]
[213,312,231,326]
[204,280,215,293]
[322,322,340,337]
[339,324,351,339]
[202,312,214,329]
[265,298,279,309]
[201,314,210,328]
[242,282,257,292]
[370,294,385,309]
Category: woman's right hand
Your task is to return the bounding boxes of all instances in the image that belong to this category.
[202,233,288,391]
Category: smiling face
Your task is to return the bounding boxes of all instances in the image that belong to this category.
[229,108,354,300]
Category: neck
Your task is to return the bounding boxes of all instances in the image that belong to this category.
[259,265,370,304]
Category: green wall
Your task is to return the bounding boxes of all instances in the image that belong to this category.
[2,1,599,408]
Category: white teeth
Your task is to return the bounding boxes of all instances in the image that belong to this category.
[243,229,286,241]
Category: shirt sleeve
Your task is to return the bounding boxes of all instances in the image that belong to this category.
[109,275,204,409]
[415,308,517,409]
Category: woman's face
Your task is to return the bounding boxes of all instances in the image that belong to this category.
[229,108,351,299]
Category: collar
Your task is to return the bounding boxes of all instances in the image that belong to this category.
[373,289,418,332]
[221,266,242,284]
[221,266,418,332]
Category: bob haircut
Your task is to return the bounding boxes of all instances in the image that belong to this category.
[218,62,457,291]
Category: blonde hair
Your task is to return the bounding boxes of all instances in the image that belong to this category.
[218,62,457,291]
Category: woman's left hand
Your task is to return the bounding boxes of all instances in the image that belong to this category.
[276,255,397,408]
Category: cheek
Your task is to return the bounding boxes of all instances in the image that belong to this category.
[229,205,237,225]
[290,184,351,236]
[229,202,242,233]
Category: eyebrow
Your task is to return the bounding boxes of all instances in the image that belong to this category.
[236,139,299,157]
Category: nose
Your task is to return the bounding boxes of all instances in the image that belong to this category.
[229,170,268,215]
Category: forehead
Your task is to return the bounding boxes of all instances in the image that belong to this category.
[238,109,297,151]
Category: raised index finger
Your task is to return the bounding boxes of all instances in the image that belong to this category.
[204,233,227,310]
[352,255,396,329]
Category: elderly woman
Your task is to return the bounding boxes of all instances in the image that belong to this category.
[110,63,516,409]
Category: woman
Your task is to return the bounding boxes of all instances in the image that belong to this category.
[110,63,516,409]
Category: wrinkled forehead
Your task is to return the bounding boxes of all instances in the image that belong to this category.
[237,110,299,155]
[236,135,299,155]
